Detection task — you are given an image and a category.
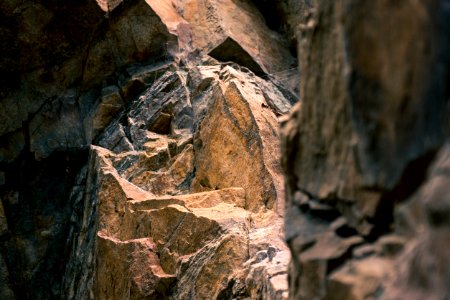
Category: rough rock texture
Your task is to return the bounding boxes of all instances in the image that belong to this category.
[0,0,179,162]
[282,0,450,299]
[0,0,300,298]
[62,62,291,299]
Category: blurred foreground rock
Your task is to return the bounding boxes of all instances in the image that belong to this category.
[282,0,450,299]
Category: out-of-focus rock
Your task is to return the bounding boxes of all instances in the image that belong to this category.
[282,0,450,299]
[383,144,450,300]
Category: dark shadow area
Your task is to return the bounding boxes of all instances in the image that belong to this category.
[0,149,88,299]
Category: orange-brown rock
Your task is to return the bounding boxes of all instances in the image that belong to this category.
[62,62,292,299]
[172,0,295,76]
[0,1,297,298]
[191,66,285,213]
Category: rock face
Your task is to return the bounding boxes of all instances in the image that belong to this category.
[0,0,297,297]
[282,0,450,299]
[63,62,292,299]
[5,0,449,299]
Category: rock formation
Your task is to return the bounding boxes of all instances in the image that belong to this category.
[0,0,297,298]
[282,0,450,299]
[62,61,293,299]
[2,0,450,299]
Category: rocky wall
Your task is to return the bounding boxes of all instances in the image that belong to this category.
[0,0,298,298]
[282,0,450,299]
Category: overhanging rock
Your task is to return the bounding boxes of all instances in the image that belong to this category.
[208,37,266,76]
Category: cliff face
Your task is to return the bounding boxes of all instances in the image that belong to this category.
[282,0,450,299]
[0,0,297,299]
[2,0,450,299]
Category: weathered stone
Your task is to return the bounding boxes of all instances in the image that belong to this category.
[62,61,292,299]
[208,37,266,75]
[172,0,296,80]
[96,234,176,299]
[246,249,290,300]
[192,66,284,213]
[0,0,298,297]
[84,85,124,144]
[282,1,450,299]
[119,61,176,101]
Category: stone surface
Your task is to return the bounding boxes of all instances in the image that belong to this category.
[191,65,285,213]
[0,0,299,298]
[0,0,178,162]
[3,0,450,299]
[84,85,124,144]
[282,0,450,299]
[172,0,297,80]
[61,62,292,299]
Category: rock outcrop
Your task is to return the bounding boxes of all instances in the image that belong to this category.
[5,0,449,299]
[0,0,300,298]
[63,62,291,299]
[282,0,450,299]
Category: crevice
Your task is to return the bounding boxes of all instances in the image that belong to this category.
[364,149,438,242]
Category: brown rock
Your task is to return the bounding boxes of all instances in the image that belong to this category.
[282,0,450,225]
[62,61,292,299]
[96,234,176,299]
[383,144,450,300]
[192,66,285,213]
[326,257,394,300]
[282,1,450,299]
[172,0,295,76]
[1,0,298,298]
[84,85,124,144]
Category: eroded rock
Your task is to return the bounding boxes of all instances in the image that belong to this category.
[62,61,291,299]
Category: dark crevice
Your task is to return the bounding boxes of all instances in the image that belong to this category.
[364,149,438,242]
[217,278,236,300]
[248,0,284,33]
[209,37,266,76]
[326,242,361,275]
[335,225,359,238]
[0,149,88,299]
